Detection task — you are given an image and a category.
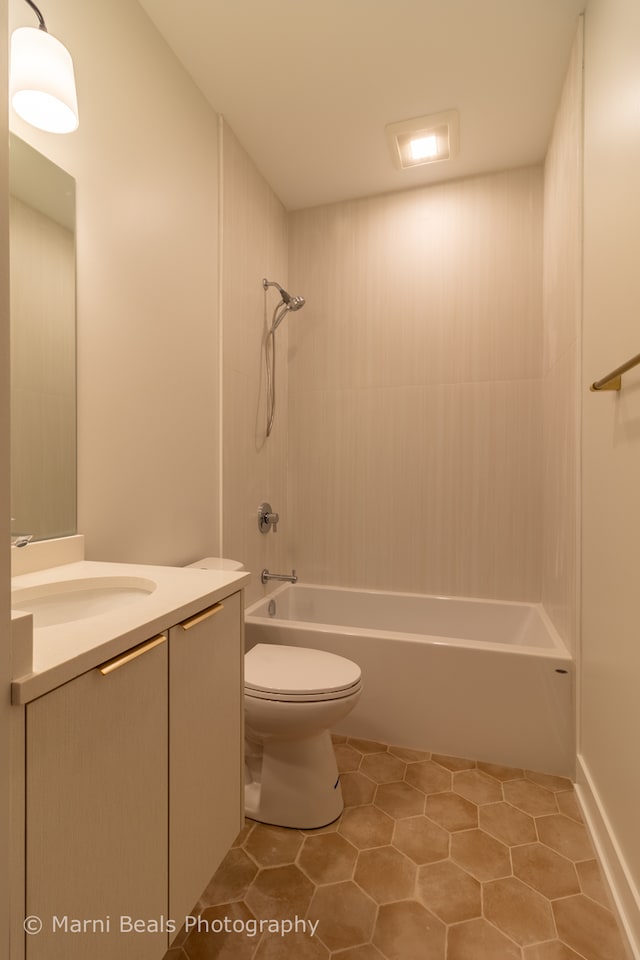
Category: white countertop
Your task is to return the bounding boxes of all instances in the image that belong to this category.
[11,560,250,705]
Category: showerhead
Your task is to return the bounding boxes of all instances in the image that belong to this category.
[263,278,306,329]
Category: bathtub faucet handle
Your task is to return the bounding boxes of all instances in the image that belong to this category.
[258,502,279,533]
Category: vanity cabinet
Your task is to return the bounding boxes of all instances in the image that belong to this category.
[24,589,244,960]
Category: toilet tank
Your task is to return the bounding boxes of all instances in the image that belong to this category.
[186,557,245,572]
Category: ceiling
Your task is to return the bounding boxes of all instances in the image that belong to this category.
[139,0,586,211]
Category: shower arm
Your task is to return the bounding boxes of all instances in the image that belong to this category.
[263,278,288,301]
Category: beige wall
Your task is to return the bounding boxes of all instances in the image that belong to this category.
[9,0,221,566]
[221,123,289,604]
[288,168,543,600]
[541,22,583,655]
[580,0,640,949]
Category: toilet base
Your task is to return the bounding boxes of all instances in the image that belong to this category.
[244,729,344,829]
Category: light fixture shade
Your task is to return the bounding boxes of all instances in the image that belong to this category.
[10,26,79,134]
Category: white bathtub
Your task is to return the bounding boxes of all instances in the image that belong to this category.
[244,583,575,777]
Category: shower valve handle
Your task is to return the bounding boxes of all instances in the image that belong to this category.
[258,502,279,533]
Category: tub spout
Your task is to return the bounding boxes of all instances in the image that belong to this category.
[261,569,297,585]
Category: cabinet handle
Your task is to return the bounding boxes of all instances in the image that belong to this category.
[99,634,166,675]
[179,603,224,631]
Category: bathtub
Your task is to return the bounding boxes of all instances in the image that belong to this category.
[244,583,575,778]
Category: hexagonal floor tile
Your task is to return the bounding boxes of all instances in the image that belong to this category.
[553,894,628,960]
[340,772,377,807]
[360,751,407,783]
[476,761,524,781]
[335,743,364,773]
[536,814,595,862]
[391,815,449,864]
[329,945,385,960]
[452,768,503,805]
[198,847,258,907]
[254,928,330,959]
[231,820,255,847]
[388,744,431,762]
[374,781,426,818]
[354,845,417,903]
[483,876,555,946]
[347,737,388,754]
[404,760,452,795]
[524,769,573,792]
[502,778,558,816]
[307,881,377,952]
[339,804,395,849]
[244,822,304,867]
[373,901,446,960]
[244,864,314,920]
[415,859,481,923]
[575,859,610,908]
[446,918,521,960]
[425,791,478,832]
[522,940,585,959]
[556,790,584,823]
[169,736,628,960]
[431,754,476,772]
[182,901,258,960]
[298,832,358,884]
[450,829,511,881]
[512,842,580,899]
[478,800,537,846]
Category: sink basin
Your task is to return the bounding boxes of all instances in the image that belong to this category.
[11,576,157,628]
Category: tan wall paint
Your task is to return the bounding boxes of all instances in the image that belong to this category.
[221,123,289,604]
[541,22,583,655]
[9,0,221,565]
[581,0,640,943]
[288,168,543,600]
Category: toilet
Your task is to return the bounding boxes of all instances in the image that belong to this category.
[244,643,362,829]
[186,560,362,830]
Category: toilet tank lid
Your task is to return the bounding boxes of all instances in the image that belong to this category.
[186,557,245,571]
[245,643,361,695]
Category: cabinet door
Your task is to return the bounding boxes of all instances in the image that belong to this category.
[169,591,243,922]
[26,635,168,960]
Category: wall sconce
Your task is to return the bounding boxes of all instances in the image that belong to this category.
[10,0,79,134]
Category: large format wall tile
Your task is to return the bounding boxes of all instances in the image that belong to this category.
[288,168,543,600]
[289,378,541,599]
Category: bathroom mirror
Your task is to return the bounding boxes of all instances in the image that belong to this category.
[9,134,77,542]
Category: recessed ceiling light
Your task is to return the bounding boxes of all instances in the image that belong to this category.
[386,110,459,170]
[409,135,438,161]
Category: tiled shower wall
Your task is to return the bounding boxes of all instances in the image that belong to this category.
[288,167,544,600]
[541,22,583,655]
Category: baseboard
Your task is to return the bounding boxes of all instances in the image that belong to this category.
[575,754,640,960]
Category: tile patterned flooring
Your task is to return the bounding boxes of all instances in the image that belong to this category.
[165,736,628,960]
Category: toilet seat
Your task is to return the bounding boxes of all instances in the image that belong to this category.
[245,643,362,703]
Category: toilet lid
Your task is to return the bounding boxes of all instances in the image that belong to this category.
[245,643,361,697]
